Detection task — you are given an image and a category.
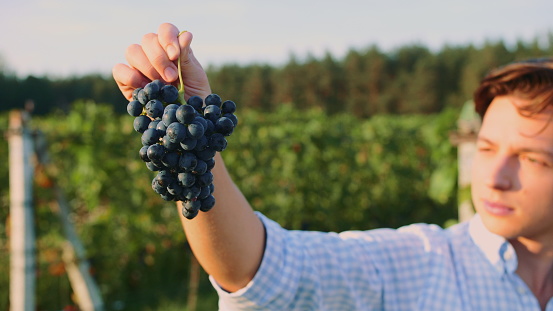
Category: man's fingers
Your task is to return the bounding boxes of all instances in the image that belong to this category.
[142,33,178,83]
[158,23,181,61]
[112,63,149,100]
[125,43,164,82]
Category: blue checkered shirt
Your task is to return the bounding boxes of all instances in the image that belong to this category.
[209,213,553,310]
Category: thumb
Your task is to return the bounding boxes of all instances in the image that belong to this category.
[177,31,211,98]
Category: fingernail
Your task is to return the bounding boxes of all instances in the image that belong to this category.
[165,67,177,81]
[167,45,178,60]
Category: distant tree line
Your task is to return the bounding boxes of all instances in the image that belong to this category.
[2,35,553,117]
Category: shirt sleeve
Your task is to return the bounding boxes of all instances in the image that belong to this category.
[210,212,445,310]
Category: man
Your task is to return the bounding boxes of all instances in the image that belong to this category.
[113,23,553,310]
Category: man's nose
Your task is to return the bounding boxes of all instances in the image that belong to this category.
[484,155,516,190]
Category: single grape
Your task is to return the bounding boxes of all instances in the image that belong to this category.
[144,81,161,100]
[160,192,175,201]
[193,135,209,152]
[162,108,179,127]
[182,203,199,219]
[223,113,238,127]
[141,128,161,146]
[139,145,150,162]
[215,117,235,136]
[155,170,174,188]
[167,180,183,196]
[148,119,161,129]
[187,121,205,139]
[195,147,216,161]
[133,115,151,133]
[147,143,166,162]
[221,100,236,114]
[178,172,196,188]
[160,85,179,103]
[162,135,179,151]
[176,104,197,125]
[156,121,168,135]
[146,99,164,119]
[152,178,168,195]
[193,160,208,175]
[187,95,204,112]
[205,158,216,171]
[165,103,180,111]
[179,152,198,172]
[209,133,227,152]
[132,88,143,101]
[205,94,222,107]
[204,105,221,121]
[162,151,180,168]
[146,161,163,172]
[166,122,187,143]
[183,186,201,200]
[198,186,211,200]
[200,195,216,212]
[127,100,143,117]
[180,138,197,151]
[196,171,214,187]
[137,89,149,105]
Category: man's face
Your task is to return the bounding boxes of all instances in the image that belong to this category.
[471,95,553,242]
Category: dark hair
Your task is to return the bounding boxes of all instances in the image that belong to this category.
[473,58,553,118]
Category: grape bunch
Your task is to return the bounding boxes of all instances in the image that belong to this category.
[126,79,238,219]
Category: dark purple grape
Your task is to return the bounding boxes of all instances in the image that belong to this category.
[183,186,201,200]
[133,115,151,133]
[223,113,238,126]
[193,135,209,151]
[203,105,221,122]
[166,122,187,143]
[132,88,143,101]
[180,138,197,151]
[187,122,205,139]
[139,145,150,162]
[193,160,208,175]
[147,144,166,162]
[160,85,179,103]
[205,94,222,107]
[221,100,236,114]
[161,151,180,168]
[127,100,143,117]
[145,99,164,119]
[209,133,227,152]
[178,172,196,188]
[179,152,198,172]
[200,195,216,212]
[162,108,178,127]
[182,203,199,219]
[144,81,161,100]
[187,95,204,112]
[196,171,214,187]
[215,117,235,136]
[176,104,197,124]
[141,128,161,146]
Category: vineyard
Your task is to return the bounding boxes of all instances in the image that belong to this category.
[0,101,460,310]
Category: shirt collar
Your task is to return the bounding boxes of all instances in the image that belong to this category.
[468,214,518,275]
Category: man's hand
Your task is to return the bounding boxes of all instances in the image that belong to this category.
[112,23,211,101]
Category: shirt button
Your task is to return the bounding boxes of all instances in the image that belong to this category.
[517,286,527,295]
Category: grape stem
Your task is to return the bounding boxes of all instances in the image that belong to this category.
[177,30,188,104]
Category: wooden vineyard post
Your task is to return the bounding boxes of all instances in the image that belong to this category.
[33,130,105,311]
[8,110,36,311]
[449,100,481,223]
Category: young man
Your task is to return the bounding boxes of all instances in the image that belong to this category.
[113,23,553,310]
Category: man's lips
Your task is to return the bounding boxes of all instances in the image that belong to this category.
[482,199,514,216]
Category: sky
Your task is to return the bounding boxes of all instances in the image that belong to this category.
[1,0,553,78]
